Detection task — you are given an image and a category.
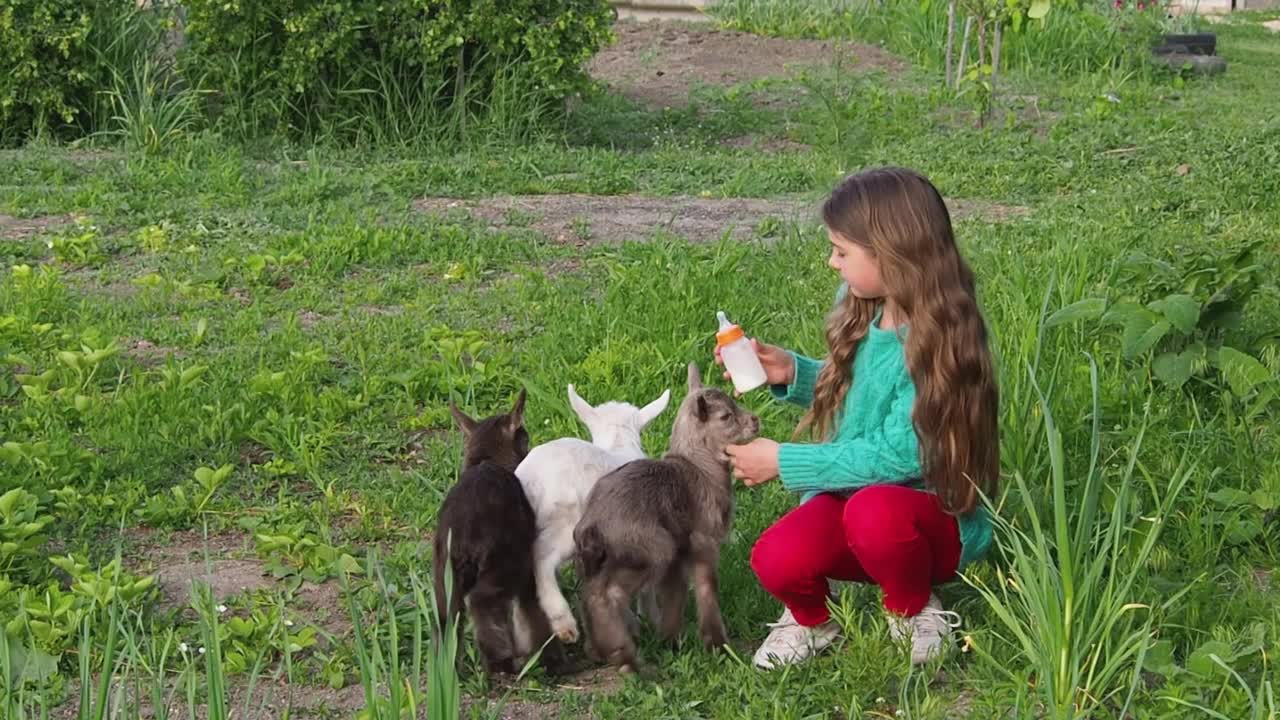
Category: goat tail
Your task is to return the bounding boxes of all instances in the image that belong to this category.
[432,531,457,633]
[576,524,607,578]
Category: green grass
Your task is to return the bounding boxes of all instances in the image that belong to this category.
[2,7,1279,719]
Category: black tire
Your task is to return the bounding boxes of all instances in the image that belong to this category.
[1154,32,1216,56]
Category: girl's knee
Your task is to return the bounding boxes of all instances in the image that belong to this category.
[750,533,794,592]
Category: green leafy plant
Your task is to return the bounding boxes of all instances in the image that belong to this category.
[47,219,104,266]
[215,596,316,675]
[50,554,157,610]
[0,489,52,579]
[228,251,305,287]
[1047,239,1278,417]
[135,223,171,253]
[1149,624,1276,718]
[4,550,156,666]
[135,463,233,526]
[254,525,345,587]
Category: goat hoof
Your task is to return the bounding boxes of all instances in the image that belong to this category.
[618,663,638,675]
[550,615,580,643]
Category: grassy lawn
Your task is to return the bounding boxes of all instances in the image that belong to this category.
[2,6,1279,719]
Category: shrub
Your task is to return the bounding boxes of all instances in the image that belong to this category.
[179,0,616,142]
[0,0,166,145]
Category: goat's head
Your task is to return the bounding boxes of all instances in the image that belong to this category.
[449,389,530,472]
[567,384,670,457]
[672,362,760,457]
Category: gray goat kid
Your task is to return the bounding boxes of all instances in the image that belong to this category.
[573,362,760,672]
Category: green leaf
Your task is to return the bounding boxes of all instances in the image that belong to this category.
[1028,0,1050,18]
[1246,386,1277,421]
[1225,518,1263,545]
[3,639,59,684]
[1143,639,1178,677]
[57,351,81,371]
[180,365,208,386]
[1187,640,1235,677]
[0,488,25,515]
[194,467,214,486]
[1216,346,1272,397]
[228,617,255,637]
[1045,298,1106,328]
[1250,489,1277,511]
[1207,487,1251,507]
[336,553,363,576]
[1123,318,1170,359]
[1101,301,1147,327]
[1152,346,1200,388]
[1147,294,1200,334]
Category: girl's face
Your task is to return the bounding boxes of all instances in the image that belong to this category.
[827,229,886,299]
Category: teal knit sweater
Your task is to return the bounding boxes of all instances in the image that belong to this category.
[771,306,992,570]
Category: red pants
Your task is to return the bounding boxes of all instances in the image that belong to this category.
[750,485,962,626]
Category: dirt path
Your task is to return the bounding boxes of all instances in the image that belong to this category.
[588,20,905,107]
[415,193,1029,245]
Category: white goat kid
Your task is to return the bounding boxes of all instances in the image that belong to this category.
[515,384,670,644]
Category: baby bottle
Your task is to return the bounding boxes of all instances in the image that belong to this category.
[716,311,768,394]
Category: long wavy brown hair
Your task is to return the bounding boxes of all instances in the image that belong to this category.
[797,167,999,515]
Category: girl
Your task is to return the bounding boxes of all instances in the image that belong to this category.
[721,167,999,670]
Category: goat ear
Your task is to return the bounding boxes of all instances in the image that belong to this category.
[637,389,670,428]
[508,388,527,429]
[449,402,477,436]
[686,362,702,391]
[567,384,595,425]
[696,395,709,423]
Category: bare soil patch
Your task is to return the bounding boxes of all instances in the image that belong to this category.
[123,338,187,367]
[0,212,78,240]
[297,309,328,330]
[415,193,1028,245]
[416,194,812,245]
[587,21,905,108]
[719,134,812,153]
[126,528,350,637]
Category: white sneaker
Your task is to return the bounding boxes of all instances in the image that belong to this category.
[752,607,842,670]
[886,594,962,665]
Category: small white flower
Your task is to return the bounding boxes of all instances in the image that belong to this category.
[217,604,227,614]
[179,642,189,653]
[875,698,886,704]
[198,647,207,655]
[284,620,294,627]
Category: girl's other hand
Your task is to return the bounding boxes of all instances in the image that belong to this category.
[726,438,781,487]
[715,339,795,387]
